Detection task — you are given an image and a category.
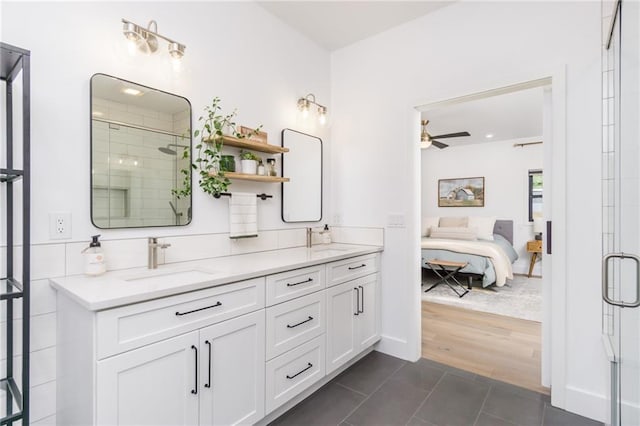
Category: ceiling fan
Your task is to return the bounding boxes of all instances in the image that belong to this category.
[420,119,471,149]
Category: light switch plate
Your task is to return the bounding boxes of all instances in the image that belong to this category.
[387,213,406,228]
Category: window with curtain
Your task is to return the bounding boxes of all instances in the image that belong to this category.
[528,170,543,222]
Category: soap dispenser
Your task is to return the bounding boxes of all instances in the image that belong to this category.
[82,235,106,276]
[322,224,332,244]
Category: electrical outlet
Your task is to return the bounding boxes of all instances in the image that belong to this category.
[333,213,343,226]
[49,212,72,240]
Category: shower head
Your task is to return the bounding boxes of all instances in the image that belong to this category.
[158,146,177,155]
[158,143,189,156]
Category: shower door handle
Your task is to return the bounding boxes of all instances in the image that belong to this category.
[602,252,640,308]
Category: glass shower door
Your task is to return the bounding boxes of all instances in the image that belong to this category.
[602,1,640,424]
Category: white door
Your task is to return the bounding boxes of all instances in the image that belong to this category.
[199,311,265,426]
[326,281,358,374]
[356,274,380,351]
[97,331,199,426]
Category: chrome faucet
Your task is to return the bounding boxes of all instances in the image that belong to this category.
[148,237,171,269]
[306,227,323,248]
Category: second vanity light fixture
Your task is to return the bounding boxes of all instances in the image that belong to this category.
[297,93,327,125]
[122,18,186,61]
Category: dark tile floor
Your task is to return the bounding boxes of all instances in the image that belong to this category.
[270,352,603,426]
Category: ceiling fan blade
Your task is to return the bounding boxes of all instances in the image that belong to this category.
[431,140,448,149]
[430,131,471,139]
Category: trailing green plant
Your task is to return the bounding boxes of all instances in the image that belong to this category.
[173,97,262,198]
[239,150,261,162]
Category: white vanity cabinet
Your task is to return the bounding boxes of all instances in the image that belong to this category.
[96,331,200,426]
[326,259,380,374]
[55,247,382,426]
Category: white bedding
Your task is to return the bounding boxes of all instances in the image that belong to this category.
[421,237,514,286]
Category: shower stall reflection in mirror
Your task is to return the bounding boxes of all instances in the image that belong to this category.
[410,73,568,408]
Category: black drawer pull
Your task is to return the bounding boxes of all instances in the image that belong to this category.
[287,278,313,287]
[348,264,366,270]
[287,316,314,328]
[191,345,198,395]
[205,340,212,388]
[176,301,222,316]
[354,288,360,316]
[358,285,364,314]
[286,362,313,380]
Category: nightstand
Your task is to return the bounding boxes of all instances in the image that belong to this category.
[527,240,543,278]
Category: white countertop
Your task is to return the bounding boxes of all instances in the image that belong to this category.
[50,244,382,311]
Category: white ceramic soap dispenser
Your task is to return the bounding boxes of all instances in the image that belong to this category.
[82,235,106,276]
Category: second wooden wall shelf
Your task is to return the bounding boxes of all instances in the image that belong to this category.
[211,171,290,183]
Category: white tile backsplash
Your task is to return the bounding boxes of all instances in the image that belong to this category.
[230,230,279,255]
[277,228,306,249]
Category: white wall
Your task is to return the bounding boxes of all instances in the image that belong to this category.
[330,1,604,421]
[421,138,543,275]
[1,2,332,423]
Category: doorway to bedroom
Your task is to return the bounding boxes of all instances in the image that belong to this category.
[418,83,549,393]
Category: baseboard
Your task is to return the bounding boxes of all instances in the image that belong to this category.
[564,385,607,423]
[375,334,416,361]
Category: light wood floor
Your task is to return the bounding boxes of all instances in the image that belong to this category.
[422,301,550,395]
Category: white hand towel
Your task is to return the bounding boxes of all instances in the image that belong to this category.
[229,192,258,239]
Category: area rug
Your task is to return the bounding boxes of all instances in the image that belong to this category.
[421,274,542,322]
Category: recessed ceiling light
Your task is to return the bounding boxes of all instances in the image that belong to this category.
[92,111,104,117]
[123,87,143,96]
[485,133,494,139]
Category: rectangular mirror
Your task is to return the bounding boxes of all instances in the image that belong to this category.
[281,129,322,222]
[90,74,192,228]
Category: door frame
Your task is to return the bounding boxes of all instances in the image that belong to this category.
[408,68,568,408]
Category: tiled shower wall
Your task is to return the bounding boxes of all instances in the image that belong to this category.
[91,97,190,228]
[0,226,383,424]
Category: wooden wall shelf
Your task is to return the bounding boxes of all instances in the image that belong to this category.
[204,135,289,154]
[211,171,290,183]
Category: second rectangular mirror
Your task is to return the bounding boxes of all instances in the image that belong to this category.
[281,129,322,222]
[90,74,192,228]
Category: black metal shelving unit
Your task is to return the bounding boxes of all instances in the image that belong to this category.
[0,42,31,425]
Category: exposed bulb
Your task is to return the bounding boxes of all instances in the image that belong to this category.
[127,39,138,56]
[318,113,326,125]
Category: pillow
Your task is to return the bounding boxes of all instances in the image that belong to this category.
[421,216,439,236]
[429,226,478,240]
[493,234,519,263]
[468,216,496,241]
[439,216,468,227]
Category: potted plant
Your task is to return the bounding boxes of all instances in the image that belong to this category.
[173,97,262,198]
[240,150,261,175]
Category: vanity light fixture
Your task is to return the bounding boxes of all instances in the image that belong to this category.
[297,93,328,125]
[121,18,186,61]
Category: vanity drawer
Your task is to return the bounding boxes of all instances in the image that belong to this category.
[326,254,379,287]
[96,277,265,359]
[265,335,326,414]
[266,291,325,360]
[266,265,325,306]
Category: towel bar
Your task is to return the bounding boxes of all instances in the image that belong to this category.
[214,192,272,200]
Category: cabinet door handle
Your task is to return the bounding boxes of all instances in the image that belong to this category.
[348,264,366,270]
[358,285,364,313]
[354,288,360,316]
[287,316,314,328]
[175,301,222,316]
[286,363,313,380]
[204,340,212,388]
[191,345,198,395]
[287,278,313,287]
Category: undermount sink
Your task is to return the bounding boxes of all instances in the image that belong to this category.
[123,269,220,285]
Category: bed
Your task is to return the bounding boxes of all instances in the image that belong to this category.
[421,219,518,288]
